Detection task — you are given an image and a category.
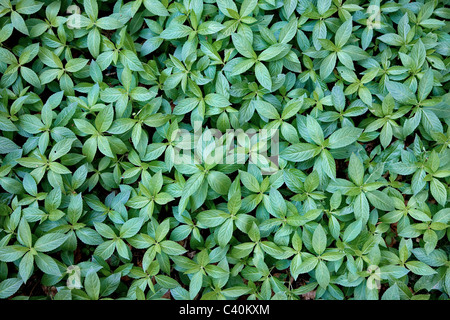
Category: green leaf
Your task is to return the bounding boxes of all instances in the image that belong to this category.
[366,190,395,211]
[11,11,29,35]
[320,52,336,79]
[97,135,114,158]
[268,188,287,217]
[255,62,272,91]
[335,19,352,48]
[0,246,28,262]
[418,69,434,102]
[120,50,144,71]
[160,240,187,255]
[48,138,75,162]
[17,218,32,248]
[35,252,61,276]
[385,81,418,105]
[240,171,260,193]
[34,233,68,252]
[306,116,324,145]
[327,127,363,149]
[320,149,336,180]
[0,278,23,299]
[85,269,100,300]
[317,0,331,15]
[406,261,437,276]
[207,171,231,195]
[348,153,364,186]
[198,21,224,35]
[120,218,143,239]
[197,210,227,228]
[160,24,193,40]
[19,252,34,282]
[378,34,403,46]
[315,261,330,288]
[296,257,319,274]
[231,33,256,59]
[312,224,327,255]
[65,58,88,73]
[0,137,20,154]
[255,100,279,119]
[280,143,321,162]
[430,178,447,206]
[343,219,362,242]
[217,219,233,247]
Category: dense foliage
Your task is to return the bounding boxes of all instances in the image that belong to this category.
[0,0,449,300]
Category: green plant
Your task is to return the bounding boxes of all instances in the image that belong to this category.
[0,0,448,301]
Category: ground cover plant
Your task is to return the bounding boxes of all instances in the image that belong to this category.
[0,0,449,301]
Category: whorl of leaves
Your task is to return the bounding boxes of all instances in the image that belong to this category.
[0,0,449,301]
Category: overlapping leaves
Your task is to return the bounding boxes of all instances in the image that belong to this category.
[0,0,449,301]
